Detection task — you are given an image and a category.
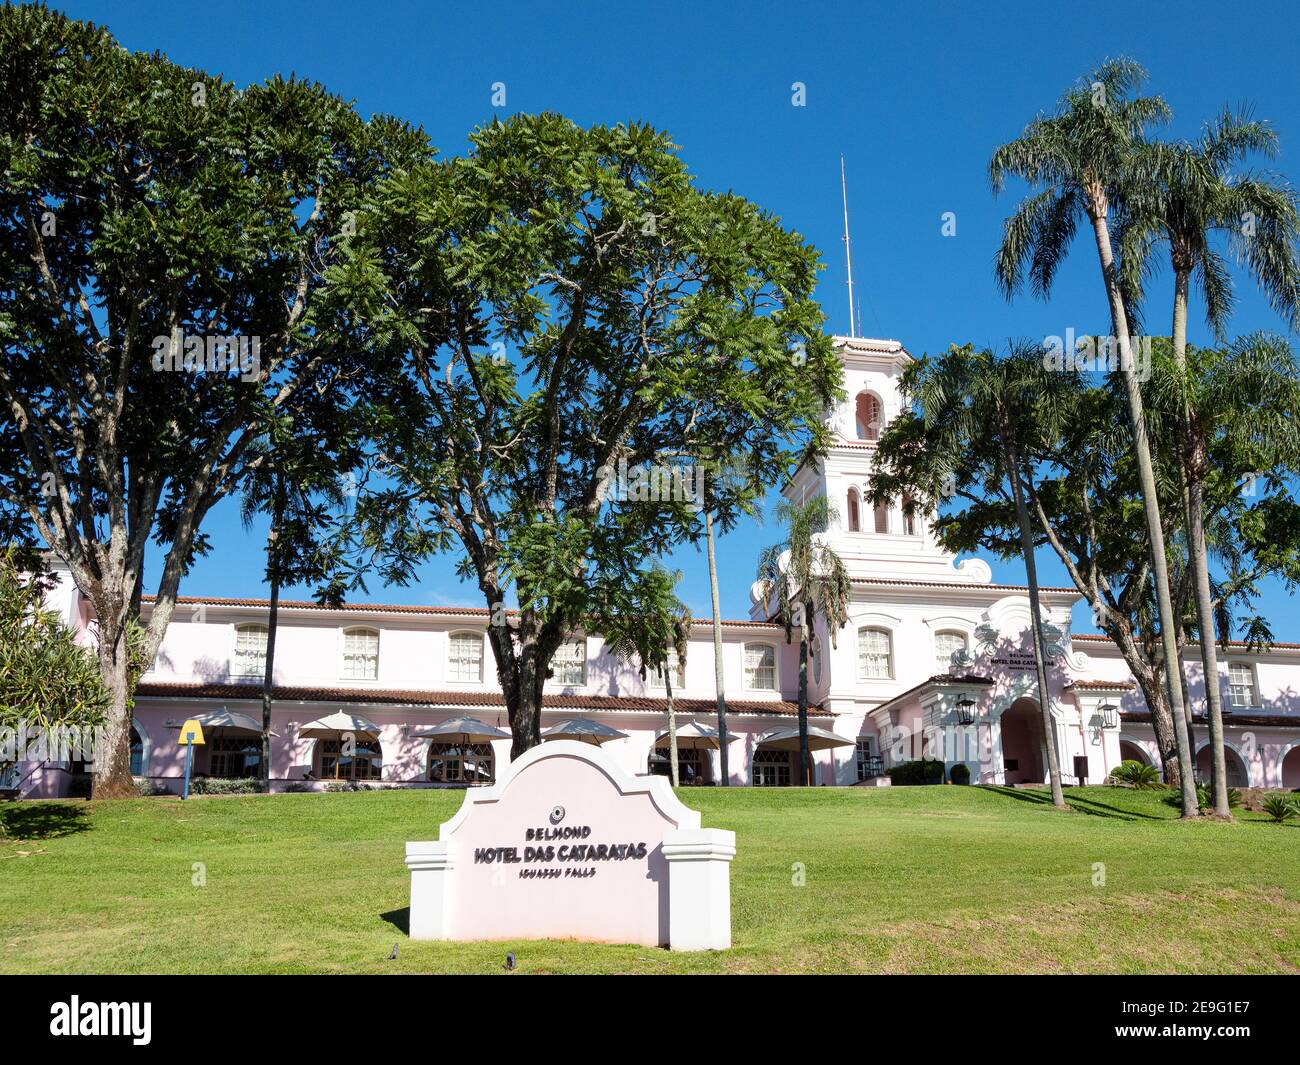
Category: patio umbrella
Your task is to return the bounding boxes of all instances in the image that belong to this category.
[411,716,510,744]
[651,720,737,751]
[754,724,855,752]
[541,717,628,745]
[164,709,278,737]
[295,710,384,740]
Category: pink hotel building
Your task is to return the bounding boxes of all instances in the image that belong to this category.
[11,337,1300,797]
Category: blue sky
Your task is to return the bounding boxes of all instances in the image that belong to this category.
[60,0,1300,634]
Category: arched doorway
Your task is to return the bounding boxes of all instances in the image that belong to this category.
[1282,746,1300,790]
[1196,744,1249,788]
[999,698,1046,785]
[1118,740,1151,766]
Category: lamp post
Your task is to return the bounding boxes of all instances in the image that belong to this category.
[1099,703,1118,730]
[955,696,976,726]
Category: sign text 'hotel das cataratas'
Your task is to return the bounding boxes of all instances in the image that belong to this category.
[405,740,736,950]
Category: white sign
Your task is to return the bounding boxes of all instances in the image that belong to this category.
[405,739,735,950]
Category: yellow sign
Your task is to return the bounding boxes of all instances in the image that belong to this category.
[177,719,206,745]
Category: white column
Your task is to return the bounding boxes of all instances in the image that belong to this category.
[662,828,736,951]
[406,840,455,940]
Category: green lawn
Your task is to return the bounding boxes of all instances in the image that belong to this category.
[2,784,1298,974]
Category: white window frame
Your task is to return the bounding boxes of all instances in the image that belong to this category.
[231,623,269,678]
[933,630,968,674]
[340,627,380,681]
[648,656,687,690]
[858,627,894,681]
[1227,662,1258,709]
[553,637,587,686]
[447,630,485,683]
[743,642,778,692]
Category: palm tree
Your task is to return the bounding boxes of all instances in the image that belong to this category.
[600,568,692,786]
[885,345,1067,807]
[990,57,1200,817]
[1118,108,1300,818]
[704,505,730,784]
[755,496,850,786]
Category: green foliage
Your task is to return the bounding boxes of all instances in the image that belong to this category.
[326,111,842,746]
[949,763,971,785]
[888,759,946,786]
[0,550,107,741]
[1261,793,1299,824]
[189,777,263,795]
[1164,784,1242,812]
[1109,759,1164,789]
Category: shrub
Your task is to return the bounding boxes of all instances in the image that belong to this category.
[188,777,262,795]
[887,759,946,786]
[1109,760,1163,789]
[1163,784,1243,811]
[133,779,170,797]
[1261,794,1299,824]
[949,763,971,785]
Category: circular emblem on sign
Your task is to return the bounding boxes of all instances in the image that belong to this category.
[549,805,566,825]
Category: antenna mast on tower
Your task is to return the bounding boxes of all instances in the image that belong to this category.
[840,154,856,338]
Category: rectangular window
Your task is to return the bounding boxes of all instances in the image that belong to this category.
[341,629,379,680]
[232,626,268,677]
[858,628,892,680]
[934,631,967,674]
[649,658,686,689]
[744,644,776,690]
[855,738,882,782]
[448,632,484,682]
[1228,663,1257,708]
[553,638,587,686]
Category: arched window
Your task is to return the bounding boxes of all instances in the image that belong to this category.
[448,630,485,682]
[648,746,709,785]
[846,488,861,532]
[129,727,144,776]
[873,501,890,534]
[427,742,494,785]
[209,733,262,779]
[341,627,380,680]
[855,392,884,441]
[901,494,918,536]
[232,623,268,677]
[858,627,893,680]
[316,737,382,781]
[934,630,968,674]
[744,643,777,690]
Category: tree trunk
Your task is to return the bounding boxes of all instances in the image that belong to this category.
[1172,271,1230,819]
[1087,205,1199,818]
[92,614,137,799]
[1003,434,1066,808]
[509,640,545,760]
[260,475,284,794]
[1131,662,1182,789]
[796,617,811,786]
[665,669,679,788]
[705,508,730,785]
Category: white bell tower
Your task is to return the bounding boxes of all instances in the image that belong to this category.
[784,335,993,586]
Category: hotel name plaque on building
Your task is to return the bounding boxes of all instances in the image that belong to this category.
[405,739,735,950]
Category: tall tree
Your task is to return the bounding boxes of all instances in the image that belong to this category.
[599,567,691,786]
[329,113,840,758]
[755,495,850,786]
[704,502,730,784]
[1119,108,1300,817]
[0,7,422,795]
[989,57,1200,816]
[873,337,1300,786]
[871,344,1067,807]
[238,411,358,791]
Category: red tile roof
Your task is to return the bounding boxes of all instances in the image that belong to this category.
[141,595,780,629]
[133,682,826,717]
[1065,679,1136,691]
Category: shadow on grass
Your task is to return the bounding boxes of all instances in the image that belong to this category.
[979,786,1166,821]
[0,802,91,841]
[381,907,409,935]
